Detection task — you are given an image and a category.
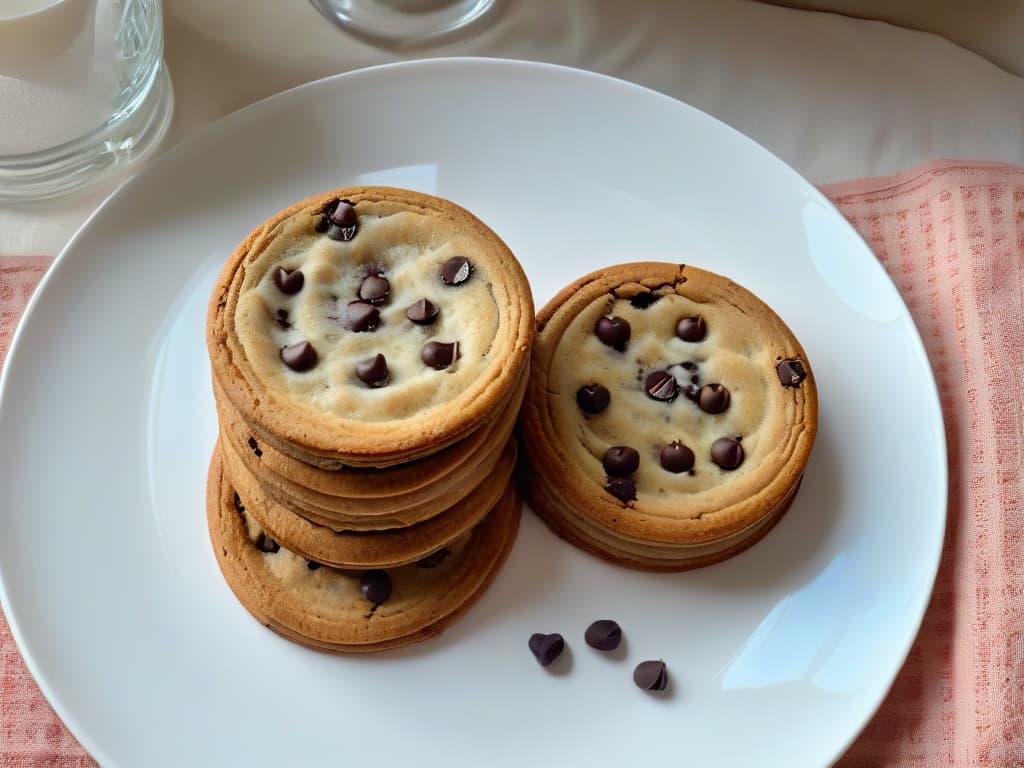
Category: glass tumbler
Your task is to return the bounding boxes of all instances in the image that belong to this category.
[0,0,173,202]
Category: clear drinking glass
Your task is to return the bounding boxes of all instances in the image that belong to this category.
[0,0,173,202]
[310,0,497,48]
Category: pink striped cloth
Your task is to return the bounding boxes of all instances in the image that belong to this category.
[1,160,1022,766]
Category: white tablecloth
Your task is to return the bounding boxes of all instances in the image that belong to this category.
[3,0,1023,256]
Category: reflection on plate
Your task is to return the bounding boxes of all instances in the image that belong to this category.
[0,58,945,768]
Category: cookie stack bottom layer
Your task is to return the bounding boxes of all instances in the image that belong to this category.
[208,450,521,652]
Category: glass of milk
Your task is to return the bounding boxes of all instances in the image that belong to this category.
[0,0,173,201]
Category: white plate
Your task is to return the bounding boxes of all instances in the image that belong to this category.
[0,58,945,767]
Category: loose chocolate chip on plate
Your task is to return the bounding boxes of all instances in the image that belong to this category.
[356,354,389,387]
[422,340,459,370]
[528,632,565,668]
[603,446,640,477]
[711,437,745,470]
[585,619,622,651]
[440,256,472,285]
[272,267,304,295]
[327,200,358,241]
[676,315,707,342]
[358,274,390,304]
[347,301,381,332]
[576,384,611,414]
[595,316,631,351]
[406,298,439,325]
[360,569,392,604]
[777,358,807,387]
[660,441,695,473]
[415,548,450,569]
[645,370,679,402]
[633,660,669,692]
[698,383,731,414]
[255,532,279,553]
[606,477,637,503]
[280,341,318,372]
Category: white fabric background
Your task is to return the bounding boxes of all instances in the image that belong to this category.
[2,0,1023,256]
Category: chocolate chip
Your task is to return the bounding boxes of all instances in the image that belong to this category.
[576,384,610,414]
[247,436,263,458]
[307,560,322,571]
[347,301,381,332]
[676,315,707,342]
[629,292,658,309]
[711,437,745,470]
[777,358,807,387]
[528,633,565,668]
[633,660,668,691]
[358,274,390,304]
[255,532,279,553]
[645,370,678,402]
[272,267,304,295]
[584,619,622,651]
[698,383,730,414]
[595,316,630,351]
[327,201,358,241]
[680,361,698,371]
[415,548,450,569]
[603,446,640,477]
[274,309,291,329]
[422,341,459,370]
[440,256,472,285]
[660,441,695,473]
[355,354,389,387]
[406,298,439,325]
[360,569,392,604]
[606,477,637,503]
[280,341,317,371]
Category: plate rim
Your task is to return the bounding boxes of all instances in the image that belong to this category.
[0,55,948,767]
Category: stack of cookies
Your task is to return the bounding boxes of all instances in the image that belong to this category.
[205,187,534,652]
[519,262,817,571]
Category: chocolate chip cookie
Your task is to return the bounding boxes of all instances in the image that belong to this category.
[519,262,817,571]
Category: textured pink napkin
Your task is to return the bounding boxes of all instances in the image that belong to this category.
[1,160,1022,766]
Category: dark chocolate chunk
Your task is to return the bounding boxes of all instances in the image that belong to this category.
[633,660,668,691]
[327,201,358,241]
[605,477,637,503]
[645,370,679,402]
[777,358,807,387]
[358,274,390,304]
[422,340,459,370]
[698,383,731,414]
[576,384,611,414]
[595,316,631,351]
[629,292,658,309]
[307,560,322,571]
[440,256,472,285]
[603,446,640,477]
[280,341,317,372]
[660,441,695,473]
[406,298,439,325]
[415,548,450,569]
[360,569,392,604]
[347,301,381,332]
[528,632,565,668]
[355,353,389,387]
[274,309,291,329]
[584,619,622,651]
[676,315,707,342]
[247,436,263,458]
[255,532,279,553]
[711,437,745,470]
[272,267,304,295]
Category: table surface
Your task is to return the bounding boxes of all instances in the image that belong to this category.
[2,0,1023,257]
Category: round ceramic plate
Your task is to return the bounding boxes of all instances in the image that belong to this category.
[0,59,945,767]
